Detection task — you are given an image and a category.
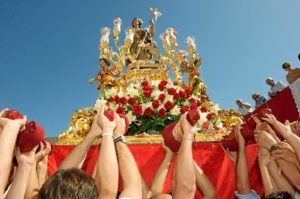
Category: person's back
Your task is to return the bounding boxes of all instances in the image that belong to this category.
[286,67,300,84]
[38,168,98,199]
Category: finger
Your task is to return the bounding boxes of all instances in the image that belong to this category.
[99,104,106,115]
[285,120,290,126]
[31,145,39,153]
[0,108,9,117]
[252,116,261,125]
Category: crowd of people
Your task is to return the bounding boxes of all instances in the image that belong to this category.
[236,56,300,116]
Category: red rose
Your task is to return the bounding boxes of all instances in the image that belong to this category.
[144,107,153,117]
[3,110,24,120]
[159,93,166,102]
[128,97,137,105]
[104,110,115,121]
[197,100,202,106]
[185,87,192,96]
[187,109,200,125]
[173,93,180,100]
[114,95,120,103]
[167,88,176,95]
[180,106,189,114]
[158,83,166,91]
[107,97,115,103]
[119,97,128,105]
[133,104,143,116]
[116,107,125,115]
[152,100,160,108]
[160,80,168,86]
[206,113,214,120]
[158,108,166,118]
[202,122,209,129]
[200,107,208,112]
[190,103,198,110]
[142,80,149,87]
[179,90,187,99]
[164,101,174,111]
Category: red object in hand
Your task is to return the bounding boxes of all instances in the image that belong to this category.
[17,121,45,153]
[220,134,238,151]
[3,110,23,120]
[162,122,181,152]
[187,109,200,126]
[104,110,115,121]
[118,113,129,134]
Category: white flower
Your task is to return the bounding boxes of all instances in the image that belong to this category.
[107,87,118,98]
[126,111,136,124]
[108,102,118,112]
[170,105,180,115]
[152,89,161,99]
[198,111,208,126]
[94,98,107,111]
[127,85,139,97]
[163,94,173,104]
[209,104,220,113]
[142,102,152,111]
[183,101,190,107]
[150,80,160,88]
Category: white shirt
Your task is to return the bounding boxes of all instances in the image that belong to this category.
[237,104,253,116]
[270,81,286,95]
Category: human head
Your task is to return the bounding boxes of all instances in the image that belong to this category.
[265,77,274,86]
[99,58,110,68]
[38,168,98,199]
[252,93,260,101]
[264,191,293,199]
[132,18,142,28]
[298,53,300,61]
[235,99,243,107]
[282,62,291,71]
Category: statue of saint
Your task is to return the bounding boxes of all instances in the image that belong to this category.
[130,18,156,60]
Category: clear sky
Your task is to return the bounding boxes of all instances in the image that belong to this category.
[1,0,300,137]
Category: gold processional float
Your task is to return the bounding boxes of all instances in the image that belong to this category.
[57,8,243,145]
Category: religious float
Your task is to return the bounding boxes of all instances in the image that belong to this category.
[57,8,243,145]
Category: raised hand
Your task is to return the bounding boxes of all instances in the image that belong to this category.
[15,146,38,167]
[35,141,51,163]
[271,142,299,167]
[87,115,103,138]
[221,145,237,165]
[180,112,197,138]
[233,125,245,148]
[96,105,116,133]
[114,114,126,138]
[262,114,292,136]
[0,108,27,131]
[258,149,271,167]
[254,130,277,150]
[162,142,174,157]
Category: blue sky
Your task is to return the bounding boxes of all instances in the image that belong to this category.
[1,0,299,137]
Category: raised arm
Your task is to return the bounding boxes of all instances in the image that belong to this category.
[95,106,118,199]
[173,113,196,199]
[193,162,216,199]
[6,146,37,199]
[59,117,102,169]
[114,115,142,199]
[0,109,26,196]
[150,143,174,197]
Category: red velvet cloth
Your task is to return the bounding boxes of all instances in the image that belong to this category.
[48,143,263,199]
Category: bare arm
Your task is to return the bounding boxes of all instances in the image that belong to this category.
[95,106,118,199]
[6,147,37,199]
[268,157,295,196]
[59,118,102,169]
[173,113,196,199]
[193,162,216,199]
[150,143,174,197]
[0,111,26,195]
[149,18,155,37]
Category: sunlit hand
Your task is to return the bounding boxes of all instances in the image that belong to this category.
[221,145,237,166]
[233,125,245,149]
[114,114,126,139]
[0,108,27,131]
[254,130,277,150]
[15,146,38,168]
[87,115,103,138]
[180,112,197,139]
[262,114,292,136]
[162,142,174,157]
[271,141,299,166]
[258,149,270,167]
[96,105,116,133]
[35,141,51,163]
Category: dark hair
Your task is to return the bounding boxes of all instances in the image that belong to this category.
[298,53,300,61]
[38,168,98,199]
[282,62,291,69]
[99,58,110,67]
[264,191,293,199]
[132,18,142,28]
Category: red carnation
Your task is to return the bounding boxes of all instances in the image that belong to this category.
[200,107,208,112]
[167,88,176,95]
[142,80,149,87]
[180,106,189,114]
[144,107,153,117]
[107,97,115,103]
[202,122,209,129]
[190,103,198,110]
[114,95,120,103]
[133,104,143,116]
[206,113,214,121]
[158,108,166,118]
[128,97,137,105]
[164,101,174,111]
[119,97,128,105]
[185,87,192,96]
[104,110,115,121]
[173,93,180,100]
[159,93,166,102]
[179,90,187,99]
[189,98,196,104]
[152,100,160,108]
[116,107,125,115]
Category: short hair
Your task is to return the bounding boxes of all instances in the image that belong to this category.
[38,168,98,199]
[252,93,260,100]
[265,77,273,84]
[282,62,291,69]
[264,191,293,199]
[132,17,143,28]
[298,53,300,60]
